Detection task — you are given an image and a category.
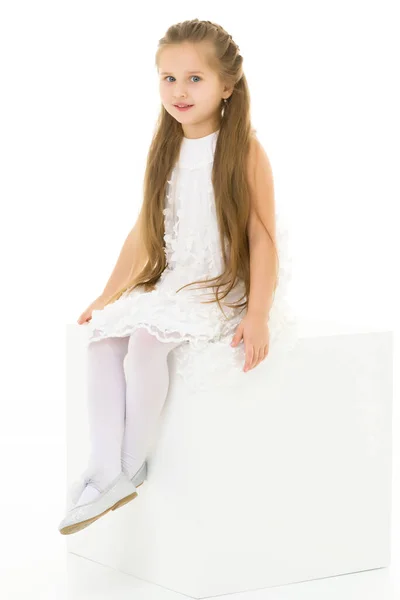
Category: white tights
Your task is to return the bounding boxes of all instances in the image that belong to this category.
[77,328,184,506]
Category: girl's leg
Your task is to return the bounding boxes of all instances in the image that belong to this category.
[121,327,184,478]
[76,336,129,506]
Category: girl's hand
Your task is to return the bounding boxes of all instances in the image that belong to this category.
[230,312,270,372]
[77,295,108,325]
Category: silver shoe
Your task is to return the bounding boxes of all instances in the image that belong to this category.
[130,461,147,488]
[67,461,147,511]
[58,472,137,536]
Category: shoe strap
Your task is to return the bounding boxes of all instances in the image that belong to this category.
[84,475,103,494]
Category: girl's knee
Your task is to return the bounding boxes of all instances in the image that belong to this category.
[88,336,129,359]
[128,327,162,354]
[127,327,181,360]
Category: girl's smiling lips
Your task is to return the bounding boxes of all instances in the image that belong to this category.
[174,104,194,111]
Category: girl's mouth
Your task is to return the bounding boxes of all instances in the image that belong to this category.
[174,104,194,111]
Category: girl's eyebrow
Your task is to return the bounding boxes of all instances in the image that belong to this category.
[160,70,205,75]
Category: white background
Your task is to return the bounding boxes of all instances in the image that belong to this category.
[0,1,399,598]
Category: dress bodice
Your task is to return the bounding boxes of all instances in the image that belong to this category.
[162,129,225,283]
[177,129,219,169]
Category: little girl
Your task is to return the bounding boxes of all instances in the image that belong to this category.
[58,19,296,536]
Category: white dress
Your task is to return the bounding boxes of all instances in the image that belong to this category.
[86,129,298,391]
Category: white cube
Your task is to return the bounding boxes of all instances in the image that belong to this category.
[64,323,393,597]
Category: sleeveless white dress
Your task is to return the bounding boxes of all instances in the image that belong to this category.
[85,130,298,391]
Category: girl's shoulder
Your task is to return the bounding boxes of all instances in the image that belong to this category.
[247,130,262,175]
[246,131,273,198]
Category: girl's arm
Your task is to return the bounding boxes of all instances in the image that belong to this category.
[230,138,277,372]
[246,137,277,318]
[100,210,147,301]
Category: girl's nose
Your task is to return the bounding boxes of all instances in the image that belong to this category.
[174,86,188,98]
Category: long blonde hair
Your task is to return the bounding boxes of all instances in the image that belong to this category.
[105,19,279,315]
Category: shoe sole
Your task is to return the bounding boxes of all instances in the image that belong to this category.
[60,482,144,536]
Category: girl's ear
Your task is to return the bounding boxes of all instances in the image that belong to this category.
[221,81,234,99]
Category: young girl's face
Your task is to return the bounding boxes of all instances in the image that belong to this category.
[158,41,228,136]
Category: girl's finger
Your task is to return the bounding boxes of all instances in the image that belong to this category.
[249,346,260,370]
[244,345,254,371]
[253,348,262,369]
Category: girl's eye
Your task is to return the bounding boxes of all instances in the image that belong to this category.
[164,76,202,83]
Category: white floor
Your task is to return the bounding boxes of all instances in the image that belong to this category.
[3,329,398,600]
[3,493,400,600]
